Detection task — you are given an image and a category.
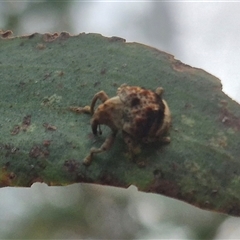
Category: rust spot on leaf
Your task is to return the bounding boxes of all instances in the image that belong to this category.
[11,125,21,135]
[43,123,57,131]
[136,160,146,168]
[0,167,16,187]
[43,140,52,147]
[11,115,31,135]
[22,115,31,131]
[226,204,240,216]
[8,172,16,180]
[184,103,194,110]
[220,107,240,131]
[58,32,70,40]
[58,71,64,77]
[100,68,107,75]
[29,146,49,159]
[36,43,46,50]
[94,81,101,87]
[43,31,69,42]
[147,170,179,198]
[109,36,126,43]
[63,160,92,184]
[172,59,195,73]
[43,72,51,79]
[43,32,59,42]
[2,143,19,157]
[28,33,36,39]
[148,179,180,198]
[209,133,228,148]
[63,159,79,173]
[99,172,124,187]
[0,30,13,38]
[112,82,118,88]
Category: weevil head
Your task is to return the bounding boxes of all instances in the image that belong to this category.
[90,96,124,135]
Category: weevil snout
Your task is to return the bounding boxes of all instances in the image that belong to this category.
[91,119,99,135]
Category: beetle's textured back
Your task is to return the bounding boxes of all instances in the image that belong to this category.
[117,85,165,139]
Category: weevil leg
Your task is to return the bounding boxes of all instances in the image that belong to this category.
[83,131,117,166]
[155,87,164,97]
[155,99,171,143]
[69,105,91,114]
[69,91,109,116]
[90,91,109,115]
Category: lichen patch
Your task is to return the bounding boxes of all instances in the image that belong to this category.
[41,94,62,106]
[209,132,228,148]
[181,115,195,127]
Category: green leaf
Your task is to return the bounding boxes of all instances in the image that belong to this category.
[1,32,240,216]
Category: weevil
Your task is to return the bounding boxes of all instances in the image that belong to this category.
[70,84,171,165]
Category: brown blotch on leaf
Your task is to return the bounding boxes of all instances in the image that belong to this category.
[211,189,218,195]
[0,30,13,38]
[43,123,57,131]
[63,159,79,173]
[171,59,195,73]
[10,115,31,135]
[109,36,126,43]
[148,179,180,198]
[22,115,31,131]
[43,140,52,147]
[11,125,21,135]
[220,107,240,131]
[36,43,46,50]
[136,160,146,168]
[0,168,16,187]
[94,81,101,87]
[184,103,194,110]
[8,172,16,180]
[29,146,49,158]
[58,71,64,77]
[3,144,20,157]
[226,204,240,216]
[28,33,36,39]
[58,32,70,40]
[99,172,124,187]
[100,68,107,75]
[43,32,59,42]
[43,72,51,79]
[4,162,10,168]
[10,147,19,154]
[172,61,190,72]
[147,170,179,198]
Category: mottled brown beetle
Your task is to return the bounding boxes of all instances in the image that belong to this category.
[70,84,171,165]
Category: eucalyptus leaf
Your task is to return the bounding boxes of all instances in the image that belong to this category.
[1,32,240,216]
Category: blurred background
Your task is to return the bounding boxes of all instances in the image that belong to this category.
[1,1,240,239]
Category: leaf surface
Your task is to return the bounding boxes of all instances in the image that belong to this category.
[1,32,240,216]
